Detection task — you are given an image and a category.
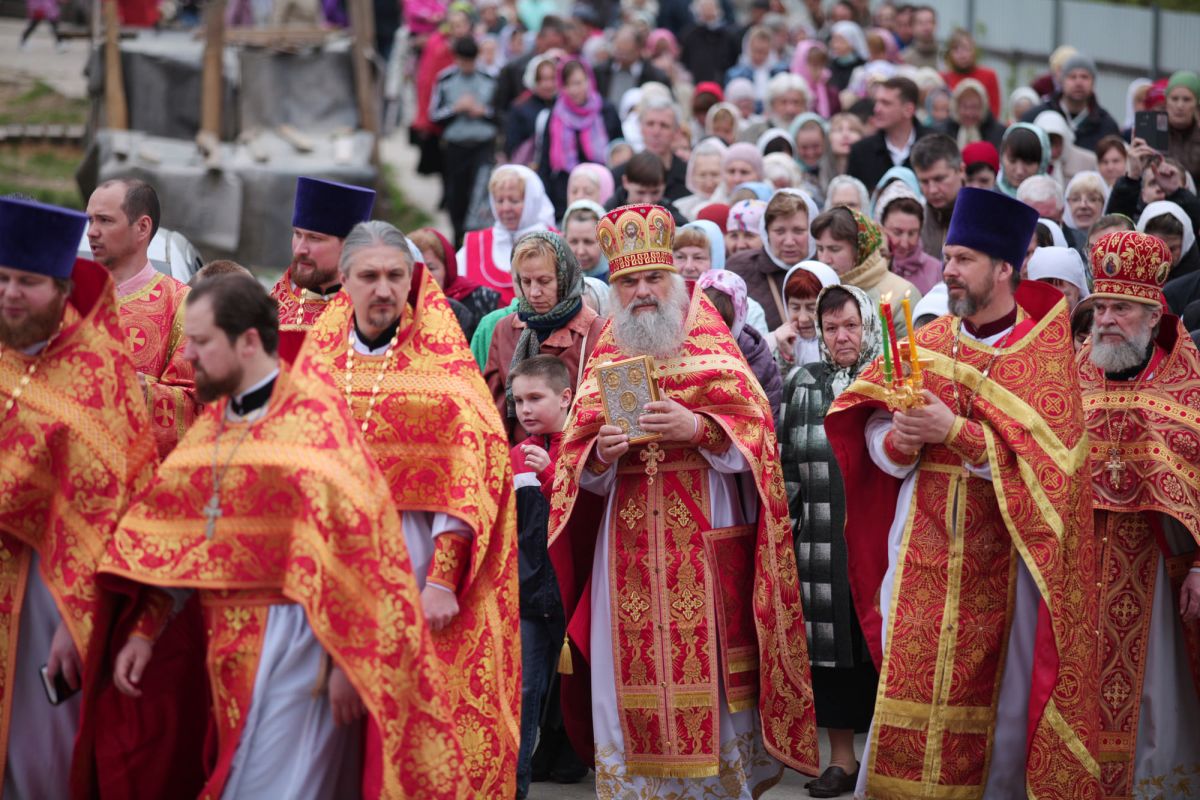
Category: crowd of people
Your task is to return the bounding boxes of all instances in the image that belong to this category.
[2,1,1200,800]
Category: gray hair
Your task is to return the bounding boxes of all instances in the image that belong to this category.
[339,220,413,274]
[1016,175,1064,213]
[640,92,683,127]
[766,72,811,105]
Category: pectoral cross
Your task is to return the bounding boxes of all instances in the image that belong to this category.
[203,494,223,540]
[1104,447,1126,482]
[640,443,665,482]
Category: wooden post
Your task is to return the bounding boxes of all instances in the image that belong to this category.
[200,0,226,139]
[103,0,128,130]
[347,0,379,162]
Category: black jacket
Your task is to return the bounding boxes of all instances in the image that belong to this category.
[679,24,740,85]
[1021,93,1120,153]
[1163,250,1200,316]
[1105,180,1200,281]
[512,434,564,620]
[847,122,931,192]
[594,59,673,106]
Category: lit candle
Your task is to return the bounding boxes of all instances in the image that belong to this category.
[879,298,893,384]
[882,295,901,385]
[902,291,921,382]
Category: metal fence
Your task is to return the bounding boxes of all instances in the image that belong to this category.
[925,0,1200,123]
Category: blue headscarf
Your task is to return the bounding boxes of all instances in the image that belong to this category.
[680,219,726,271]
[734,181,775,202]
[871,166,924,218]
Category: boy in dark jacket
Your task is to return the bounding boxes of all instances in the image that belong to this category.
[510,355,582,797]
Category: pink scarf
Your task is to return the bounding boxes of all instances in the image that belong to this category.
[548,61,609,174]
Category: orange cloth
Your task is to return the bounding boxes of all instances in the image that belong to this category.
[118,271,200,458]
[99,356,465,799]
[0,260,159,785]
[826,281,1100,800]
[298,272,521,798]
[548,287,819,778]
[271,269,340,332]
[1078,319,1200,797]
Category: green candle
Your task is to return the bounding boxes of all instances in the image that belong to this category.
[879,298,893,383]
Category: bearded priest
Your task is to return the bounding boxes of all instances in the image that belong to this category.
[825,187,1100,800]
[297,220,520,797]
[548,204,819,798]
[1077,231,1200,797]
[101,273,464,799]
[271,176,376,331]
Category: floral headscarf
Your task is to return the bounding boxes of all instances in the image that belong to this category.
[506,230,585,415]
[697,270,750,337]
[848,207,884,266]
[816,283,882,396]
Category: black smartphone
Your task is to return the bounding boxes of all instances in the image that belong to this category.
[1135,110,1170,152]
[40,664,80,706]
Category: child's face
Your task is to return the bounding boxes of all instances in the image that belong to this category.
[512,375,571,434]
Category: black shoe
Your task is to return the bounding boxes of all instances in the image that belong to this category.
[807,765,858,798]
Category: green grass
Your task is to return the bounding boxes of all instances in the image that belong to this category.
[0,145,84,208]
[0,79,89,126]
[377,163,433,233]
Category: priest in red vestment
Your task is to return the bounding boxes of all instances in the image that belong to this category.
[826,188,1101,800]
[0,197,205,799]
[86,178,200,458]
[271,176,376,332]
[548,204,819,797]
[100,274,464,799]
[297,220,521,797]
[1076,231,1200,798]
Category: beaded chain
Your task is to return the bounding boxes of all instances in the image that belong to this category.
[0,320,64,412]
[344,325,402,433]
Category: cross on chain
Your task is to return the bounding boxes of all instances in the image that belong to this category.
[1104,448,1126,482]
[640,443,665,482]
[203,494,223,539]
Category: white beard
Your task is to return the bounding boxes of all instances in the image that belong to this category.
[610,276,690,359]
[1089,323,1153,374]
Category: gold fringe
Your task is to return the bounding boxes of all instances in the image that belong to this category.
[557,636,573,675]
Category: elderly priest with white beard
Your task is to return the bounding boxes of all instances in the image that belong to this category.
[547,203,819,799]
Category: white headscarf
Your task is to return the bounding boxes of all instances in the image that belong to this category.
[1028,247,1091,299]
[1138,200,1197,260]
[824,175,871,213]
[912,281,949,321]
[1062,171,1110,230]
[831,20,868,61]
[1037,218,1069,249]
[487,165,556,272]
[760,187,821,268]
[781,260,840,366]
[1124,78,1153,131]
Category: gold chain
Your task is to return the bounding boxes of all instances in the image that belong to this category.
[344,325,401,433]
[1100,358,1154,481]
[0,319,65,413]
[204,412,257,539]
[949,320,1013,420]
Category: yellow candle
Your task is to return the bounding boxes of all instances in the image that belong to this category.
[902,291,920,382]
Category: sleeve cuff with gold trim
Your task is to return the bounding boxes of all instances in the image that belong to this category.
[692,413,731,454]
[883,430,920,467]
[129,587,175,642]
[945,417,988,465]
[427,532,471,593]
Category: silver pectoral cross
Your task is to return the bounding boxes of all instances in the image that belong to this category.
[1104,448,1126,482]
[203,494,223,540]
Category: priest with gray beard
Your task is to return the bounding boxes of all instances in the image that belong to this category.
[546,204,820,799]
[1076,230,1200,797]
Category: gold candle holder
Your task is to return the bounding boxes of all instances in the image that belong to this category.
[883,345,931,412]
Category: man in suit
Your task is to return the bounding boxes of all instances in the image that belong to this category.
[594,25,672,106]
[847,77,929,191]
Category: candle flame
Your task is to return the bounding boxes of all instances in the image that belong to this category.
[904,289,911,299]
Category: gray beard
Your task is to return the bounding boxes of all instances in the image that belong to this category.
[947,283,990,319]
[1089,324,1153,374]
[610,279,689,359]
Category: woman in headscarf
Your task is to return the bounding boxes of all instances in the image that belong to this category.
[728,181,775,204]
[727,187,822,346]
[704,102,743,146]
[764,152,805,190]
[725,198,767,257]
[506,53,558,164]
[673,219,768,335]
[743,73,813,144]
[409,228,502,340]
[566,162,616,207]
[675,138,729,220]
[1139,200,1199,281]
[920,85,952,129]
[790,40,841,119]
[724,78,761,126]
[724,25,786,106]
[997,122,1051,197]
[824,175,870,212]
[560,199,610,281]
[698,269,783,420]
[457,165,557,304]
[1165,70,1200,186]
[875,182,942,295]
[827,20,867,92]
[779,283,883,797]
[869,166,923,218]
[777,260,840,374]
[757,127,794,157]
[1121,77,1153,140]
[940,28,1001,117]
[538,58,619,217]
[941,78,1005,149]
[719,143,766,200]
[810,206,922,336]
[1007,86,1039,126]
[790,113,834,204]
[483,230,605,443]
